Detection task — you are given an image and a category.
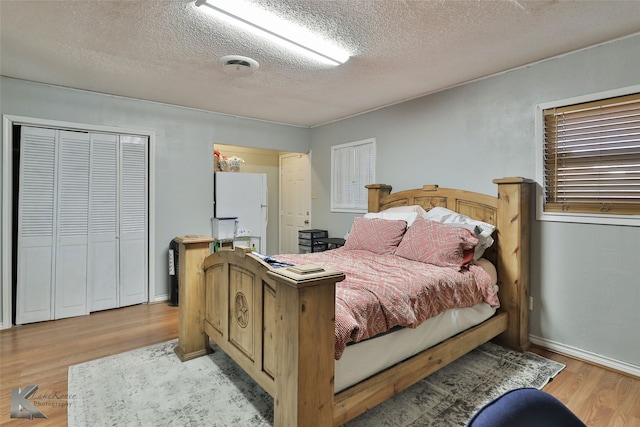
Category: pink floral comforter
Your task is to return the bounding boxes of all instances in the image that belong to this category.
[275,248,499,360]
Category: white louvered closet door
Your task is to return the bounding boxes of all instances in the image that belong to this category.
[54,130,91,320]
[16,127,148,324]
[89,133,119,311]
[16,127,57,324]
[119,135,148,307]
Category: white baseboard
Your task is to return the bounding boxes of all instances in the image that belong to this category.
[530,335,640,378]
[153,294,169,303]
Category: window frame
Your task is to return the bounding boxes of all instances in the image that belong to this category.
[535,84,640,227]
[330,137,376,213]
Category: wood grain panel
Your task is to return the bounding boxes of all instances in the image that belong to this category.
[263,283,277,379]
[270,273,338,427]
[414,196,447,210]
[174,236,214,361]
[206,263,226,335]
[492,178,531,352]
[455,200,497,225]
[228,266,255,359]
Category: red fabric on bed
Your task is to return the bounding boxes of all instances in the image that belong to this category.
[275,248,498,360]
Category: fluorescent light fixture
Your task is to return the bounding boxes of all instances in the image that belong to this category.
[195,0,350,66]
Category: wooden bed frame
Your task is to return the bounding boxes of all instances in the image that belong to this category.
[174,177,532,427]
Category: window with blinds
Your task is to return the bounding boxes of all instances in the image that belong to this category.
[331,138,376,213]
[542,92,640,217]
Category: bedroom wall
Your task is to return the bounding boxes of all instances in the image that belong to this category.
[309,34,640,371]
[0,77,309,325]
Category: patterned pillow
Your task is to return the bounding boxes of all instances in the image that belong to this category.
[395,216,478,268]
[423,207,495,260]
[343,217,407,255]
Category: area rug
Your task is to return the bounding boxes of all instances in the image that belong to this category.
[68,340,564,427]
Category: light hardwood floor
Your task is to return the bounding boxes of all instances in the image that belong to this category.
[1,303,638,426]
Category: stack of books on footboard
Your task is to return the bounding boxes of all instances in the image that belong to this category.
[273,264,343,282]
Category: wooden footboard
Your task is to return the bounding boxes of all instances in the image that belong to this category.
[175,177,532,427]
[175,243,345,426]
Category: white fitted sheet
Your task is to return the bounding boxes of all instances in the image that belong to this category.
[334,302,496,392]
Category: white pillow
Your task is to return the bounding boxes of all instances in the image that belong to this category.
[364,211,419,227]
[423,207,496,260]
[382,205,428,216]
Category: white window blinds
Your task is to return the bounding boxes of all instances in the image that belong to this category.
[331,138,376,213]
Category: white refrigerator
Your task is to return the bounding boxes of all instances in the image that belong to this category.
[214,172,267,253]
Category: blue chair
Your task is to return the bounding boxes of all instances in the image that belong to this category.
[466,388,586,427]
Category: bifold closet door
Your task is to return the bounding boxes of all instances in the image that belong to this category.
[91,133,148,310]
[16,127,148,324]
[17,128,92,322]
[119,135,148,307]
[89,133,119,311]
[16,127,57,324]
[54,130,91,319]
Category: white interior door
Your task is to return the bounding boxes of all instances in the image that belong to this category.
[279,153,311,254]
[16,127,57,324]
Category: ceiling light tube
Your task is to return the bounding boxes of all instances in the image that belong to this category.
[195,0,350,66]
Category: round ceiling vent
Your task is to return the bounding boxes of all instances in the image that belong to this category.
[219,55,259,77]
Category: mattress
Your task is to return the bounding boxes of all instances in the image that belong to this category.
[334,302,496,392]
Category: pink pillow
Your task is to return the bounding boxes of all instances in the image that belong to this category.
[395,217,478,268]
[343,217,407,255]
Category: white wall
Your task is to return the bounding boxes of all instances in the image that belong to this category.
[0,77,309,325]
[309,34,640,371]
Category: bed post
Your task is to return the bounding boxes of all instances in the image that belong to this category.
[366,184,392,212]
[173,235,215,362]
[492,178,533,352]
[267,271,344,427]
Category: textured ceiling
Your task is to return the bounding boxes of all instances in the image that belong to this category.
[2,0,640,127]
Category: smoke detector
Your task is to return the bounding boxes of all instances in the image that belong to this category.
[219,55,259,76]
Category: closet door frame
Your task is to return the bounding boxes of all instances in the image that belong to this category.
[1,115,156,329]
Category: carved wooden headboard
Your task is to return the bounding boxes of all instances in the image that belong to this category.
[366,177,533,352]
[365,183,500,263]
